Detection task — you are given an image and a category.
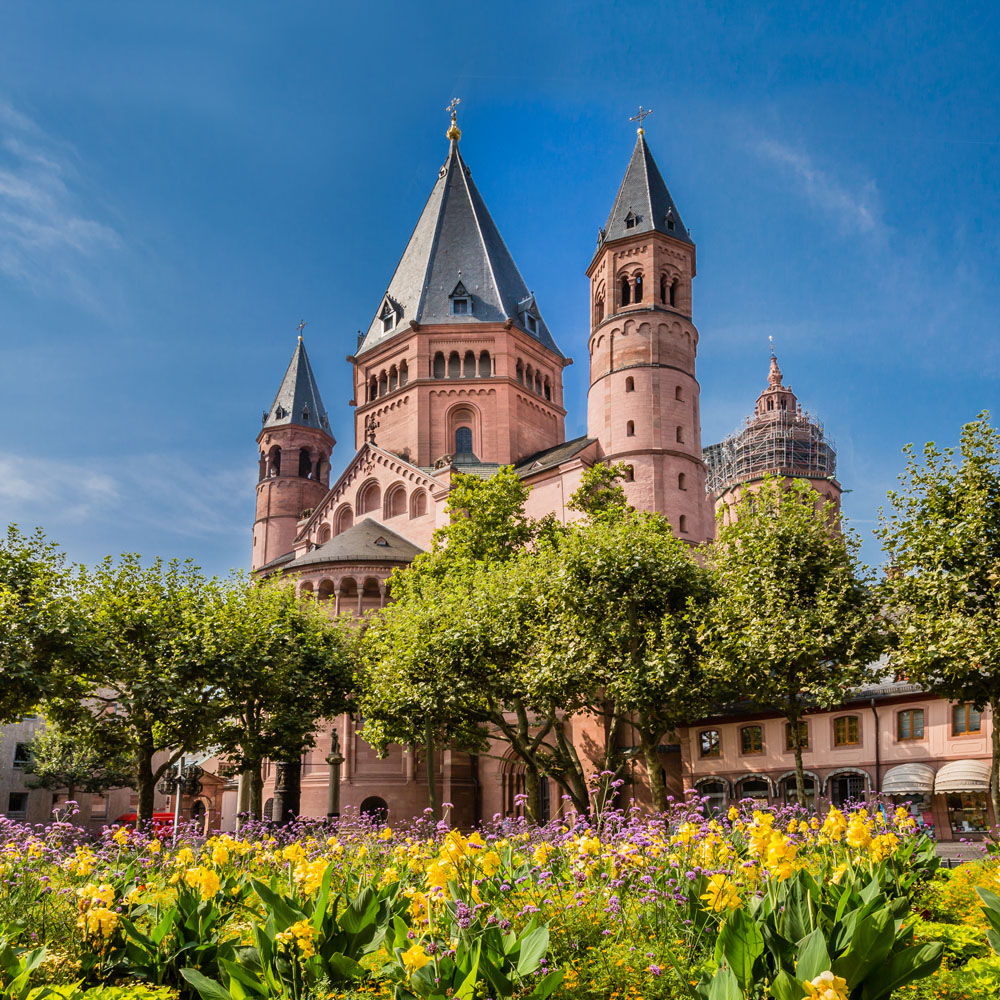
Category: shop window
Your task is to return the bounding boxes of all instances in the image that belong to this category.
[785,722,809,751]
[833,715,859,746]
[740,726,763,755]
[737,778,770,802]
[947,793,989,834]
[897,709,925,741]
[780,775,816,806]
[699,780,727,815]
[829,773,866,807]
[699,730,720,758]
[952,704,982,736]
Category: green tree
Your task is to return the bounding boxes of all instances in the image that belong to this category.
[208,574,357,820]
[538,500,715,813]
[45,555,227,824]
[705,477,885,806]
[876,413,1000,822]
[0,525,77,724]
[24,722,136,803]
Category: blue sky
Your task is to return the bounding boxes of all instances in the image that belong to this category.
[1,1,997,574]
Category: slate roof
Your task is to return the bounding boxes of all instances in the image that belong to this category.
[358,139,561,358]
[262,338,332,435]
[514,435,596,477]
[284,519,424,569]
[597,133,691,253]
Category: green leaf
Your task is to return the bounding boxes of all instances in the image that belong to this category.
[179,969,232,1000]
[831,908,895,984]
[795,928,831,982]
[454,941,481,1000]
[718,909,764,988]
[326,953,364,982]
[771,970,806,1000]
[858,941,943,1000]
[220,960,266,997]
[527,969,565,1000]
[707,964,742,1000]
[516,924,549,976]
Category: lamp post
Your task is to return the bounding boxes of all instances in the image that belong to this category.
[326,730,345,820]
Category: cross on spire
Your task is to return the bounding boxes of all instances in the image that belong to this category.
[296,319,308,341]
[446,97,462,141]
[629,105,653,134]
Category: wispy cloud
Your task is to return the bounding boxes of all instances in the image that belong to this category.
[752,137,885,239]
[0,100,121,308]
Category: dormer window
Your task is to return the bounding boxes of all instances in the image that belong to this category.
[666,210,676,231]
[374,536,389,547]
[624,210,637,230]
[379,300,397,334]
[525,313,538,334]
[450,280,472,316]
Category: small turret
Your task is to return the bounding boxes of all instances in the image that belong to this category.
[253,335,335,571]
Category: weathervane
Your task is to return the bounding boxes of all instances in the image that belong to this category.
[629,105,653,134]
[446,97,462,142]
[297,319,308,341]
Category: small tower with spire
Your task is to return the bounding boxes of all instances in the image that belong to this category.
[253,333,335,571]
[585,114,712,541]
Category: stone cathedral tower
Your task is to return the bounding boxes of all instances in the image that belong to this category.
[586,128,713,542]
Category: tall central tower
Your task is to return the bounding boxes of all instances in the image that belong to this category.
[586,128,713,542]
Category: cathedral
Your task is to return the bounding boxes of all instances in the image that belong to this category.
[247,109,841,825]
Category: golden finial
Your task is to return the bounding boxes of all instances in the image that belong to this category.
[446,97,462,142]
[629,105,653,135]
[297,319,307,342]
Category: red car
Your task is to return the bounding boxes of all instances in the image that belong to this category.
[113,812,176,832]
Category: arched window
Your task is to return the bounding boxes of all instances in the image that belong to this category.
[525,365,534,390]
[780,775,816,806]
[369,375,378,400]
[659,275,667,304]
[620,276,631,306]
[379,371,388,396]
[675,385,683,401]
[335,505,353,535]
[410,489,428,518]
[357,481,381,515]
[317,524,332,544]
[625,376,634,392]
[595,298,605,324]
[670,279,679,307]
[767,398,774,411]
[699,780,728,816]
[384,484,407,519]
[534,372,542,394]
[399,360,408,385]
[623,465,635,482]
[258,452,266,481]
[676,425,684,443]
[317,579,335,602]
[455,426,473,454]
[299,580,314,598]
[543,377,551,400]
[268,446,281,477]
[388,366,398,392]
[298,448,313,478]
[626,420,635,437]
[634,274,643,302]
[679,514,688,533]
[463,351,476,377]
[479,351,491,377]
[360,796,389,825]
[516,360,524,384]
[448,351,461,379]
[678,472,686,490]
[433,352,445,379]
[737,777,771,802]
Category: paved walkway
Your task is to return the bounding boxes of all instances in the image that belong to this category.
[936,840,990,866]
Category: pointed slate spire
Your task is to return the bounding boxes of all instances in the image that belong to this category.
[357,133,561,357]
[599,133,691,247]
[262,337,332,435]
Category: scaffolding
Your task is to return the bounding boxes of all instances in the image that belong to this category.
[704,408,837,496]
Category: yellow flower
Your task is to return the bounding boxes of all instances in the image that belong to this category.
[378,827,394,840]
[211,843,230,866]
[425,859,454,892]
[276,919,316,959]
[282,843,306,864]
[672,823,699,847]
[802,970,849,1000]
[183,866,222,900]
[401,943,431,975]
[727,806,740,821]
[379,866,400,888]
[147,839,162,854]
[294,858,328,894]
[846,816,872,850]
[175,847,195,866]
[700,874,741,912]
[82,906,120,940]
[77,883,115,912]
[112,826,130,846]
[63,847,96,876]
[820,808,846,843]
[478,850,502,877]
[533,843,553,867]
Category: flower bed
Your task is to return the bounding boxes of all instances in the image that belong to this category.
[0,800,993,999]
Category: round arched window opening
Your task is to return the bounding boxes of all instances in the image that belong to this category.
[360,796,389,826]
[455,426,473,454]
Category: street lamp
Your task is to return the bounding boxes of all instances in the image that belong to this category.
[326,729,345,820]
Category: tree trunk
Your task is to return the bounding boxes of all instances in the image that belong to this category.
[640,730,668,814]
[523,762,542,824]
[66,780,76,805]
[991,700,1000,833]
[790,714,806,808]
[424,720,440,820]
[136,747,156,826]
[246,764,263,822]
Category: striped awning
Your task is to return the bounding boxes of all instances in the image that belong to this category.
[934,759,992,793]
[881,763,935,795]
